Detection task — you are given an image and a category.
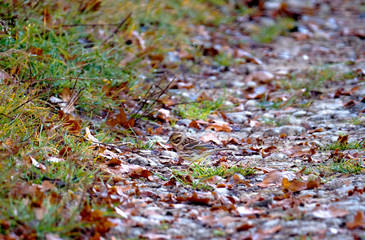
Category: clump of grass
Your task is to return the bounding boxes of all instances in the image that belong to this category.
[322,139,364,151]
[278,66,362,99]
[175,98,225,120]
[348,116,365,126]
[190,164,256,178]
[171,164,256,190]
[0,84,111,238]
[329,160,363,174]
[214,52,235,67]
[251,17,296,43]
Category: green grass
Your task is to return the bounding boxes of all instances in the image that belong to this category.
[0,1,249,237]
[348,116,365,125]
[0,83,110,238]
[321,139,364,151]
[251,18,296,43]
[175,98,226,120]
[258,95,295,110]
[172,164,256,190]
[299,159,363,176]
[277,66,362,99]
[329,160,363,174]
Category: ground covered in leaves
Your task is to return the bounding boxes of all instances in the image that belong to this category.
[0,0,364,239]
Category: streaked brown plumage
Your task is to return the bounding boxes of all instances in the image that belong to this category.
[167,132,229,163]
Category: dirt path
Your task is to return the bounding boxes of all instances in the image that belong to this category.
[99,1,365,239]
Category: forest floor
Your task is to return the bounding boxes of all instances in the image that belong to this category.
[0,0,364,239]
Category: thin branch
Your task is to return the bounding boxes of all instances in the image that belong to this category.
[61,23,121,27]
[102,12,132,45]
[131,75,176,123]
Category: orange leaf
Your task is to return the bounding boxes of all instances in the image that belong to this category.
[282,178,307,192]
[346,211,365,229]
[206,122,231,132]
[189,120,201,129]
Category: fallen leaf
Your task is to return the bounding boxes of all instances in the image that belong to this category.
[236,206,264,216]
[29,156,46,171]
[189,120,201,129]
[200,132,222,145]
[176,191,211,205]
[245,71,274,84]
[346,211,365,229]
[312,206,349,219]
[258,171,285,187]
[85,127,100,143]
[206,121,232,132]
[282,178,307,192]
[236,222,254,231]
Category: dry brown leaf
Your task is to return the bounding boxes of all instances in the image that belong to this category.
[200,132,222,145]
[189,120,201,129]
[245,71,274,84]
[257,171,284,187]
[206,121,232,132]
[236,206,264,216]
[346,211,365,229]
[306,177,321,189]
[337,135,349,144]
[176,191,211,205]
[58,110,81,134]
[282,178,307,192]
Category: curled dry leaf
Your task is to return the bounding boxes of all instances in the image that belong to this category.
[189,120,201,129]
[306,177,321,189]
[236,206,264,216]
[200,132,222,145]
[59,146,72,157]
[337,135,349,144]
[156,108,170,122]
[28,156,46,171]
[231,173,251,187]
[245,71,274,84]
[282,178,307,192]
[176,191,211,205]
[257,171,285,188]
[261,146,277,157]
[58,110,81,134]
[106,108,135,128]
[107,158,122,166]
[206,121,232,132]
[85,127,100,144]
[203,175,223,186]
[346,211,365,230]
[126,165,152,180]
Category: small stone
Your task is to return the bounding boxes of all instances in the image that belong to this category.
[246,81,257,88]
[225,112,249,123]
[292,110,307,117]
[245,71,274,84]
[265,153,289,162]
[289,115,302,125]
[245,100,258,108]
[351,102,365,113]
[162,150,178,159]
[245,155,264,161]
[265,126,305,137]
[176,119,192,126]
[129,156,150,166]
[262,113,274,119]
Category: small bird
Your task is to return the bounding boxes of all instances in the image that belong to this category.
[167,132,230,163]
